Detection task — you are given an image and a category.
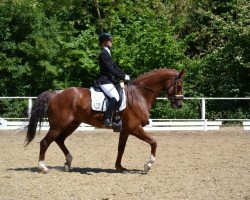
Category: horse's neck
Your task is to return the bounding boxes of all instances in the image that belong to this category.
[133,70,176,107]
[136,71,171,94]
[130,71,168,109]
[138,76,163,94]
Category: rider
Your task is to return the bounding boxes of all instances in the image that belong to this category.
[98,32,130,127]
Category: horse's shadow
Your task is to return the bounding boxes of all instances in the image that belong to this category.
[7,166,147,175]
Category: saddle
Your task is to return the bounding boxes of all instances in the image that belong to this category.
[90,82,126,112]
[90,82,126,132]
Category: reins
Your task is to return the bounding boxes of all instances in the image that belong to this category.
[127,81,156,109]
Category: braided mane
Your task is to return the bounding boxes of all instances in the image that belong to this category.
[134,68,177,82]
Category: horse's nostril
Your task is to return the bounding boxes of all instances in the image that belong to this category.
[178,104,182,109]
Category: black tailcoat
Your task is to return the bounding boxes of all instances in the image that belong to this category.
[98,48,126,84]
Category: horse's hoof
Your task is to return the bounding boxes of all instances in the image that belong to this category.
[144,163,152,172]
[117,168,129,174]
[38,167,49,174]
[121,169,130,174]
[64,162,71,172]
[115,165,128,173]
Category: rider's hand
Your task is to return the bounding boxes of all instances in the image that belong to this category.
[125,75,130,81]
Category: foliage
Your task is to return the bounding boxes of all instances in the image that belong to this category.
[0,0,249,119]
[206,99,250,119]
[151,100,201,119]
[0,99,28,118]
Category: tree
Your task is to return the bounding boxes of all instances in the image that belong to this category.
[0,0,249,119]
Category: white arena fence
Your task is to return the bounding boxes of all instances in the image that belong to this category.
[0,97,249,131]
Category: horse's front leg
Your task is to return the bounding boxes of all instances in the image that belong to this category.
[115,130,129,172]
[132,125,157,172]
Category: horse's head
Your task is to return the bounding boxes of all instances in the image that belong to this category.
[165,69,185,109]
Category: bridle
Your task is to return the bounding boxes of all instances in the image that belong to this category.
[166,73,184,101]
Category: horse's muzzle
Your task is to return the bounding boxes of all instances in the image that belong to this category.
[171,102,183,109]
[170,95,183,109]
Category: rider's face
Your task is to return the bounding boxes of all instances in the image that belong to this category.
[106,40,112,48]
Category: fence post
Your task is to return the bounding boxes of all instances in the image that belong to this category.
[204,119,208,131]
[201,98,206,120]
[28,98,32,116]
[201,98,207,131]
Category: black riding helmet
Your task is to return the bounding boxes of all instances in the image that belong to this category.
[99,33,112,45]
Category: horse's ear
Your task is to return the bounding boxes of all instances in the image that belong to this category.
[179,69,185,78]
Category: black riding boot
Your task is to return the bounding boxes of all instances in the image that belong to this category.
[103,97,117,127]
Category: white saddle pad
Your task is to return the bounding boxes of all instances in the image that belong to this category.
[90,87,126,112]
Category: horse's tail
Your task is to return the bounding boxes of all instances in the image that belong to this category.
[25,91,54,146]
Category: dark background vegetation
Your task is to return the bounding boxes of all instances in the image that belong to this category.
[0,0,249,119]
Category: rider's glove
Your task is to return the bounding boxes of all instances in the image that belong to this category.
[125,75,130,81]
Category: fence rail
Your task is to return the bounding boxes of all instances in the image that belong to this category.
[0,97,249,131]
[145,119,222,131]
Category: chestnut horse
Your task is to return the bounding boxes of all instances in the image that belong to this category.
[26,68,185,173]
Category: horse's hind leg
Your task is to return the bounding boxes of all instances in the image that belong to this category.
[55,122,80,172]
[38,129,61,173]
[55,134,72,172]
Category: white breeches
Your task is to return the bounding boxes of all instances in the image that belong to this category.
[100,84,120,102]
